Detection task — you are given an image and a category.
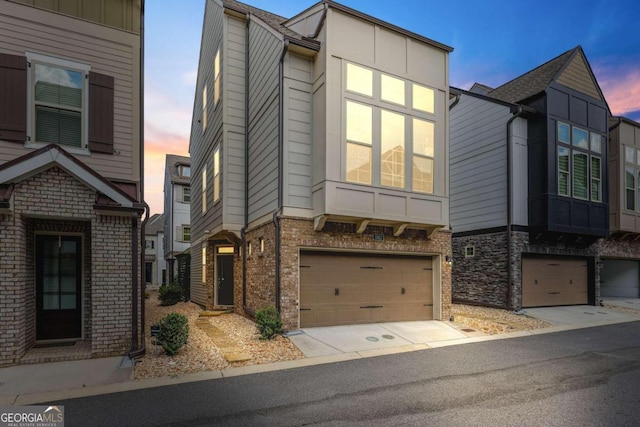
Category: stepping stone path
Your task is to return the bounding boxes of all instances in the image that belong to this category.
[195,315,252,363]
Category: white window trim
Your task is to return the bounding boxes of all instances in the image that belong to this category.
[25,52,91,156]
[464,245,475,258]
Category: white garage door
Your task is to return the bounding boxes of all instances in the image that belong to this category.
[300,252,433,327]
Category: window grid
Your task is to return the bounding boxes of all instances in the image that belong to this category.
[557,121,603,202]
[183,186,191,203]
[183,226,191,242]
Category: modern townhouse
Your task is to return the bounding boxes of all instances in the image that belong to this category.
[0,0,145,365]
[163,154,191,281]
[189,0,453,329]
[450,46,616,310]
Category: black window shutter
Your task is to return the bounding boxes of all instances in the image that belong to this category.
[0,53,27,143]
[88,71,114,154]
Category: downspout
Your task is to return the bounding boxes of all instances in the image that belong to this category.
[129,0,146,359]
[242,13,250,309]
[506,106,524,311]
[274,39,290,313]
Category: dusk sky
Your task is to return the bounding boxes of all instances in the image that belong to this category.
[144,0,640,215]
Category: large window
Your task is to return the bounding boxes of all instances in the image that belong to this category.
[29,54,89,150]
[624,145,640,211]
[557,121,602,202]
[344,62,436,193]
[213,146,220,203]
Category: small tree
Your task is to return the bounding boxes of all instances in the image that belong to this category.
[158,282,183,306]
[256,306,283,340]
[157,313,189,356]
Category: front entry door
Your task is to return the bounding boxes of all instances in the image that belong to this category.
[216,255,234,306]
[36,235,82,340]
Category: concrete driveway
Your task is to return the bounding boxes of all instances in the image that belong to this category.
[523,302,640,327]
[286,321,469,357]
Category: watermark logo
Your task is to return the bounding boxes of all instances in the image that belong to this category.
[0,405,64,427]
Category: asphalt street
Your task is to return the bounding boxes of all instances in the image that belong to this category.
[55,321,640,426]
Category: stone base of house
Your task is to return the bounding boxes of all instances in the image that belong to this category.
[234,216,452,330]
[0,166,142,367]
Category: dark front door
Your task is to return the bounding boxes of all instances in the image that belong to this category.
[36,235,82,340]
[217,255,234,306]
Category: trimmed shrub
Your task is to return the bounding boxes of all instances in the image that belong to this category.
[157,313,189,356]
[159,282,183,306]
[256,306,283,340]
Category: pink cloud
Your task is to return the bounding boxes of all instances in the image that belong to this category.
[595,64,640,118]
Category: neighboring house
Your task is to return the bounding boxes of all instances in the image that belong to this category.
[164,154,191,281]
[189,0,453,329]
[145,213,167,289]
[0,0,144,366]
[450,46,612,310]
[598,117,640,298]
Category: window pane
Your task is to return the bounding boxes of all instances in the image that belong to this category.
[214,175,220,202]
[413,156,434,193]
[558,147,570,196]
[202,247,206,283]
[381,110,405,188]
[346,101,372,145]
[202,85,207,131]
[591,156,601,202]
[36,106,81,147]
[637,149,640,166]
[572,152,588,199]
[414,118,434,157]
[626,167,635,210]
[346,63,372,96]
[381,74,405,105]
[572,127,588,149]
[590,132,601,153]
[214,50,220,78]
[35,64,82,108]
[346,143,371,184]
[214,77,220,105]
[626,146,635,163]
[413,84,434,113]
[558,122,570,144]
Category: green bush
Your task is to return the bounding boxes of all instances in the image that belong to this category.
[158,283,183,306]
[256,306,283,340]
[156,313,189,356]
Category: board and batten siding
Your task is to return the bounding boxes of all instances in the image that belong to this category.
[0,1,140,182]
[247,20,281,224]
[283,53,313,211]
[450,94,511,233]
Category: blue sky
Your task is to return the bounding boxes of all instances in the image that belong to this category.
[144,0,640,214]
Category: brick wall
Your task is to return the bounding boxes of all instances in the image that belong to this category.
[0,166,141,365]
[243,222,277,316]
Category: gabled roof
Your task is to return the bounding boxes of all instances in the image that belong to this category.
[488,47,577,104]
[166,154,190,185]
[146,213,165,235]
[0,144,142,210]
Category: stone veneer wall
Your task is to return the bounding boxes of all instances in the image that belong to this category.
[0,167,141,365]
[276,218,452,330]
[452,231,509,308]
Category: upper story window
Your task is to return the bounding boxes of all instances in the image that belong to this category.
[213,49,220,106]
[182,186,191,203]
[182,226,191,242]
[213,146,220,203]
[202,84,207,133]
[344,62,436,193]
[145,240,154,249]
[202,166,207,214]
[557,121,602,203]
[624,145,640,211]
[178,165,190,177]
[27,53,90,152]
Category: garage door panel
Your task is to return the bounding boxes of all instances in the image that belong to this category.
[601,259,640,298]
[523,257,588,307]
[300,253,433,327]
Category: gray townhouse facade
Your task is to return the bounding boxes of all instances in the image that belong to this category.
[163,154,191,281]
[450,46,639,311]
[0,0,145,366]
[189,0,453,329]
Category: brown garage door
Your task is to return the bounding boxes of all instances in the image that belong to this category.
[300,252,433,327]
[522,257,588,307]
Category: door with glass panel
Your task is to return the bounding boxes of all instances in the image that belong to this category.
[36,235,82,340]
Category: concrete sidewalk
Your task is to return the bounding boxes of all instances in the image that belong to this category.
[1,304,638,406]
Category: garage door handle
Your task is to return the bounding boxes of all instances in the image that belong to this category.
[401,287,405,295]
[300,308,311,311]
[548,292,560,295]
[360,305,383,309]
[335,288,340,296]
